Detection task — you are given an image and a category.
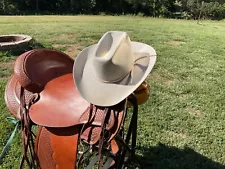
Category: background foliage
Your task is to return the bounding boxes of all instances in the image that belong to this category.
[1,0,225,20]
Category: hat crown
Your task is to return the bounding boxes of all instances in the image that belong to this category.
[93,31,135,82]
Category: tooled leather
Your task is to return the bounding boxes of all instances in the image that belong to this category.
[35,126,80,169]
[35,127,56,169]
[108,110,124,142]
[81,111,124,145]
[81,126,102,145]
[4,74,34,119]
[14,49,74,93]
[81,102,125,145]
[79,107,115,130]
[14,50,40,92]
[35,111,124,168]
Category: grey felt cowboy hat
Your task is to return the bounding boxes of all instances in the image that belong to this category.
[73,31,156,106]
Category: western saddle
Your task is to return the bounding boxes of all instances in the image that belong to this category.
[4,48,149,169]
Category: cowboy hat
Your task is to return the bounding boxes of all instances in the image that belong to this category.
[73,31,156,106]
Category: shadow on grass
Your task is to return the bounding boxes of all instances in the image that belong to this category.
[0,39,46,59]
[134,143,225,169]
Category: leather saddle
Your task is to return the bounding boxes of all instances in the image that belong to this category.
[5,49,127,169]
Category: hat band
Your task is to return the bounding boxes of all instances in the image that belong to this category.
[95,53,153,83]
[96,68,133,83]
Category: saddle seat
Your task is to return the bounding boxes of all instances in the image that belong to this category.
[29,73,90,127]
[5,48,74,120]
[29,73,125,143]
[14,49,74,93]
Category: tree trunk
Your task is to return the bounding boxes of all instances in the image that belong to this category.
[153,0,156,17]
[3,0,5,11]
[36,0,39,11]
[69,0,73,12]
[120,0,124,14]
[197,1,204,24]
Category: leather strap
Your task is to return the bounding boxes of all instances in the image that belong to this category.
[19,87,38,169]
[98,108,110,169]
[20,86,31,169]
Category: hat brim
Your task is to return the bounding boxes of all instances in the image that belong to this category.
[73,42,156,106]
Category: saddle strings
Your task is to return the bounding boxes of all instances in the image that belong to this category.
[19,88,39,169]
[19,87,32,169]
[28,94,40,169]
[77,106,111,169]
[77,104,96,168]
[98,108,111,169]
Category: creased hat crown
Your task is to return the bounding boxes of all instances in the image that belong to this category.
[93,31,135,82]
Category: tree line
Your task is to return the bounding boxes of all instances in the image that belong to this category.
[1,0,225,20]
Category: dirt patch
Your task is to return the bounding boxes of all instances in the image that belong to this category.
[87,38,97,44]
[54,34,76,41]
[52,44,84,58]
[167,40,185,46]
[65,45,83,58]
[0,77,9,80]
[167,131,188,139]
[165,79,174,86]
[52,44,68,48]
[0,61,15,79]
[0,61,15,69]
[187,107,204,118]
[150,72,174,86]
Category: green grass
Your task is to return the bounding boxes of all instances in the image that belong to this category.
[0,16,225,169]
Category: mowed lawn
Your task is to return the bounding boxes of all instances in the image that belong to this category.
[0,16,225,169]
